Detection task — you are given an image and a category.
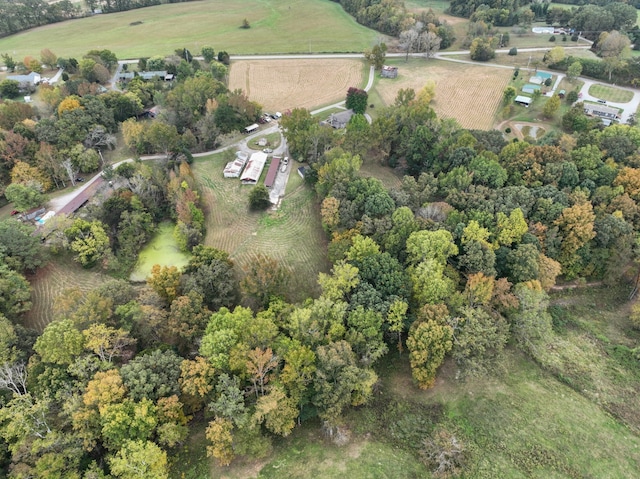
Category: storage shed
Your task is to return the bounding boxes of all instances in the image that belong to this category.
[241,152,268,184]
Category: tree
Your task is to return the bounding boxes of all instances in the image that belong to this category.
[406,229,458,265]
[40,49,57,69]
[1,53,16,72]
[503,86,516,105]
[253,386,297,436]
[345,87,368,114]
[364,43,387,70]
[400,28,419,61]
[597,31,631,81]
[407,319,453,389]
[543,94,561,118]
[4,183,45,212]
[201,46,215,63]
[65,219,111,268]
[248,185,271,210]
[0,79,19,99]
[120,349,182,401]
[421,31,441,59]
[83,369,127,411]
[0,219,46,272]
[34,319,84,365]
[147,264,181,303]
[241,253,289,308]
[241,18,250,29]
[0,264,31,320]
[567,61,582,82]
[206,417,234,466]
[83,324,136,363]
[545,46,565,65]
[470,38,495,61]
[510,282,552,356]
[109,440,168,479]
[246,347,279,397]
[313,341,377,429]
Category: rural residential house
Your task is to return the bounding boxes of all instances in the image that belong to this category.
[7,72,41,89]
[325,109,355,129]
[583,103,619,120]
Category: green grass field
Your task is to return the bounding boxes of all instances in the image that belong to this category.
[588,84,635,103]
[0,0,380,60]
[193,152,331,303]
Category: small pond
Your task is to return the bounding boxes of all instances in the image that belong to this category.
[129,221,190,282]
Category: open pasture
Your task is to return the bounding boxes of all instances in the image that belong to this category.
[374,59,511,129]
[24,255,109,332]
[194,153,330,303]
[0,0,379,60]
[229,59,365,112]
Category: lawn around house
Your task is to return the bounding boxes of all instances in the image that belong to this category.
[0,0,380,60]
[588,84,635,103]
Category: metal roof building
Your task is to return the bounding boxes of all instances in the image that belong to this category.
[241,152,268,184]
[264,157,281,188]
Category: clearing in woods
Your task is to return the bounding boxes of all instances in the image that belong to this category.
[193,153,331,303]
[24,255,109,332]
[373,59,511,130]
[228,59,365,112]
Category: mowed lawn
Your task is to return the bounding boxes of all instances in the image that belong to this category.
[24,254,110,332]
[588,84,635,103]
[0,0,379,60]
[373,58,511,130]
[193,153,330,303]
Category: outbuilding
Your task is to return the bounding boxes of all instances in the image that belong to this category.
[514,95,532,107]
[264,157,281,188]
[241,152,268,184]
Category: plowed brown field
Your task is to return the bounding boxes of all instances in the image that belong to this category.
[228,59,365,112]
[375,59,511,130]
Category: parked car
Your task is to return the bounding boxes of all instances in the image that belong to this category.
[263,148,273,154]
[280,157,289,173]
[75,177,85,182]
[597,99,607,104]
[10,210,19,216]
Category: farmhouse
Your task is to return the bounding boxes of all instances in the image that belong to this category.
[325,109,355,129]
[241,152,268,184]
[264,157,281,188]
[514,95,532,107]
[381,65,398,78]
[7,72,41,89]
[223,151,249,178]
[584,103,619,120]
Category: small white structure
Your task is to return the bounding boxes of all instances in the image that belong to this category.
[241,152,268,184]
[36,211,55,225]
[514,95,532,107]
[529,76,543,85]
[23,96,32,103]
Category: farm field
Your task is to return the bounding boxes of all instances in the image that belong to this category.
[193,153,331,303]
[24,255,110,332]
[588,84,635,103]
[228,59,365,112]
[373,59,511,129]
[0,0,379,60]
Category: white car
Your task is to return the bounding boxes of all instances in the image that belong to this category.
[280,157,289,173]
[263,148,273,154]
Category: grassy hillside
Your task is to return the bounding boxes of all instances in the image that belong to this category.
[0,0,379,60]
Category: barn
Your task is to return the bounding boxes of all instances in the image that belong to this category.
[514,95,532,107]
[381,66,398,78]
[241,152,268,184]
[264,157,281,188]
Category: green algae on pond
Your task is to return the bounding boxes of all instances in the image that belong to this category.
[130,222,190,282]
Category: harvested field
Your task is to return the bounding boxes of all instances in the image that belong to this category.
[24,255,109,332]
[374,59,511,130]
[229,59,365,112]
[194,153,330,303]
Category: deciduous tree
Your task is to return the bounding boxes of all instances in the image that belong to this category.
[407,319,453,389]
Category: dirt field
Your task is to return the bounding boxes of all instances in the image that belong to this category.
[228,59,365,112]
[374,59,512,130]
